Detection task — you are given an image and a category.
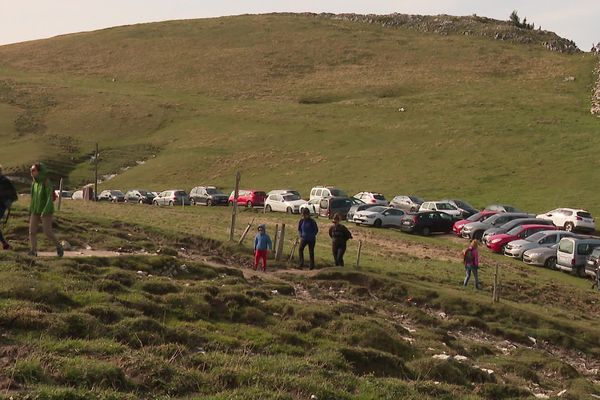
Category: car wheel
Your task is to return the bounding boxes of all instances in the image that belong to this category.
[228,200,233,206]
[207,199,213,206]
[410,207,416,212]
[138,199,143,204]
[421,227,431,236]
[190,199,196,206]
[474,231,483,241]
[374,219,382,228]
[286,207,292,214]
[153,200,158,206]
[564,222,574,232]
[169,201,174,206]
[545,256,556,269]
[265,205,272,212]
[247,201,253,208]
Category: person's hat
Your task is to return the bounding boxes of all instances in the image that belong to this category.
[258,224,266,230]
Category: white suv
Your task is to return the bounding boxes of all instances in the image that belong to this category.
[309,186,348,201]
[353,192,389,206]
[419,201,462,218]
[536,208,595,233]
[264,193,307,214]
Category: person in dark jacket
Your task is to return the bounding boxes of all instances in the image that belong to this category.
[463,239,480,289]
[298,207,318,269]
[0,165,18,250]
[328,213,352,266]
[29,163,63,257]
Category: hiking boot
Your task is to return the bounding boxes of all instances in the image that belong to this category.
[1,242,9,250]
[56,244,64,258]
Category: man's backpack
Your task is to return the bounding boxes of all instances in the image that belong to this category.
[464,248,474,264]
[0,176,18,203]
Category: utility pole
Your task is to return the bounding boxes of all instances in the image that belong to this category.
[228,171,241,241]
[94,143,99,201]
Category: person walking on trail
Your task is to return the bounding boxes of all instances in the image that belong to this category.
[253,224,272,272]
[463,239,480,289]
[0,165,18,250]
[328,213,352,266]
[298,207,318,269]
[29,163,63,257]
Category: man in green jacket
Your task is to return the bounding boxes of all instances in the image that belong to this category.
[29,163,63,257]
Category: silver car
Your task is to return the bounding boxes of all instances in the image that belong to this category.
[522,244,559,268]
[461,212,532,240]
[504,230,576,259]
[153,190,190,206]
[353,206,405,227]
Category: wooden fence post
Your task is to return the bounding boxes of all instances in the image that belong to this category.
[275,224,285,261]
[272,224,279,259]
[228,171,241,241]
[57,178,63,211]
[492,263,500,303]
[288,237,299,264]
[238,217,256,245]
[355,240,363,268]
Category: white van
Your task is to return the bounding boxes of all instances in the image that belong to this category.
[556,237,600,277]
[309,186,348,201]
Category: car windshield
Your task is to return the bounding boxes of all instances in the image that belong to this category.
[436,202,457,210]
[352,198,365,205]
[454,200,475,210]
[409,196,424,203]
[283,194,301,201]
[111,191,123,196]
[507,226,524,235]
[577,211,593,219]
[504,206,521,213]
[206,188,223,195]
[174,191,187,196]
[467,212,483,221]
[368,206,387,213]
[526,232,545,242]
[373,194,386,200]
[330,189,347,197]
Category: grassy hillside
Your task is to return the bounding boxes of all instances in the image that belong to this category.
[0,13,598,214]
[1,202,599,398]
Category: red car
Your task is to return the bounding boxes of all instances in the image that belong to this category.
[486,224,557,253]
[228,190,266,207]
[453,210,498,236]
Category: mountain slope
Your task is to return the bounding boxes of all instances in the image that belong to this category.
[0,13,598,213]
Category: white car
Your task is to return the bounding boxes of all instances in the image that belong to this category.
[264,193,307,214]
[309,186,347,201]
[353,192,389,206]
[419,201,462,218]
[536,208,595,233]
[299,198,320,216]
[353,206,405,228]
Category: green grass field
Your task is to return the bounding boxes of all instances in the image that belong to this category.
[0,200,599,398]
[1,13,600,399]
[0,14,599,215]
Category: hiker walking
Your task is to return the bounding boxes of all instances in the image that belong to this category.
[463,239,480,289]
[253,224,272,272]
[328,213,352,266]
[0,165,18,250]
[298,207,318,269]
[29,163,63,257]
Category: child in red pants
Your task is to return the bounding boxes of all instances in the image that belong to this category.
[253,224,272,271]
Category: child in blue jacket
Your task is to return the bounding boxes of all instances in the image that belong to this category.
[254,224,272,271]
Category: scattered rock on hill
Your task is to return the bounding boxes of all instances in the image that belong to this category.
[592,57,600,117]
[309,13,580,54]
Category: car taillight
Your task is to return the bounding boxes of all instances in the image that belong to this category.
[571,258,575,266]
[413,216,418,224]
[371,199,376,203]
[576,216,583,221]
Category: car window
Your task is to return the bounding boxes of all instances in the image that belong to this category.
[436,202,456,210]
[409,196,424,203]
[558,240,574,254]
[577,243,599,256]
[563,210,573,216]
[369,206,387,213]
[440,213,452,220]
[577,211,592,219]
[330,189,347,197]
[283,194,301,201]
[373,194,385,200]
[316,189,322,197]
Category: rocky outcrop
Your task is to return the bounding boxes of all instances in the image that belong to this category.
[592,57,600,117]
[308,13,580,54]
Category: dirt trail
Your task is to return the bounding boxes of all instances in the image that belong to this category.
[38,249,123,258]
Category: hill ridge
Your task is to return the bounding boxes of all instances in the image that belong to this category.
[307,12,580,54]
